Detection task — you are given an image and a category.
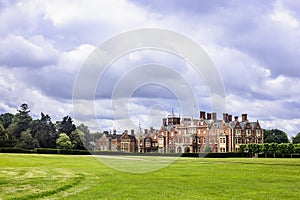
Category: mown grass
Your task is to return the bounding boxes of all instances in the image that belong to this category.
[0,153,299,199]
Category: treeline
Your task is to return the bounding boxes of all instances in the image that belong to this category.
[0,103,97,150]
[239,143,300,158]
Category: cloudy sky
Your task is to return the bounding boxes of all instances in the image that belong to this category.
[0,0,300,138]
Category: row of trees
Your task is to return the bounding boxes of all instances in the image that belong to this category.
[0,103,94,150]
[239,143,300,158]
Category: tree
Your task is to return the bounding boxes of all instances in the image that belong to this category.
[15,129,39,150]
[292,132,300,144]
[264,129,289,144]
[287,143,295,158]
[2,123,17,147]
[76,124,92,149]
[262,143,270,158]
[0,113,14,129]
[0,123,8,147]
[10,103,32,139]
[269,143,278,158]
[295,144,300,154]
[57,116,76,136]
[70,129,85,150]
[247,144,261,157]
[278,143,288,158]
[31,113,58,148]
[56,133,72,149]
[239,144,247,157]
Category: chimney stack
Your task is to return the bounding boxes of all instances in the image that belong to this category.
[228,115,232,122]
[144,129,148,135]
[242,114,248,122]
[131,129,134,136]
[234,116,238,122]
[212,112,217,121]
[200,111,206,119]
[150,127,154,133]
[163,118,167,126]
[207,113,212,120]
[223,113,228,122]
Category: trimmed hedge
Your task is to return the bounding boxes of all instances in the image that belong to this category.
[0,148,299,158]
[0,148,33,154]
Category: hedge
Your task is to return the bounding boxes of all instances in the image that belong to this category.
[0,148,299,158]
[0,148,33,154]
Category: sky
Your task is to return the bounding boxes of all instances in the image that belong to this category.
[0,0,300,139]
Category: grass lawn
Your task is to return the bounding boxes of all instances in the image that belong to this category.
[0,153,299,199]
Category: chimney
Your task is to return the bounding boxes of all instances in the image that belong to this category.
[234,116,238,122]
[131,129,134,136]
[228,115,232,122]
[212,112,217,121]
[242,114,248,122]
[223,113,228,122]
[200,111,206,119]
[150,127,154,133]
[144,129,148,135]
[207,113,212,120]
[113,129,116,135]
[163,118,167,126]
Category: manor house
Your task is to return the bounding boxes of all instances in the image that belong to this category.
[95,111,264,153]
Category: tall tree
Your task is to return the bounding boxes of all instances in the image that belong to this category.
[31,113,58,148]
[264,129,289,144]
[70,129,85,150]
[10,103,32,139]
[15,129,39,150]
[57,116,76,136]
[0,113,14,129]
[0,123,7,147]
[292,132,300,144]
[76,124,92,149]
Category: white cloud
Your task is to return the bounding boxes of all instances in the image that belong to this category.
[270,1,299,28]
[0,34,58,67]
[58,44,95,73]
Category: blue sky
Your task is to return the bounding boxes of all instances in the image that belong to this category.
[0,0,300,138]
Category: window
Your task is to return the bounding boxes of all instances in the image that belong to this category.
[256,130,260,137]
[246,129,251,136]
[220,137,226,143]
[236,129,241,136]
[158,137,164,147]
[203,137,206,144]
[235,138,239,144]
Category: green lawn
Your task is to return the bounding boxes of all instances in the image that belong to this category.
[0,154,299,199]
